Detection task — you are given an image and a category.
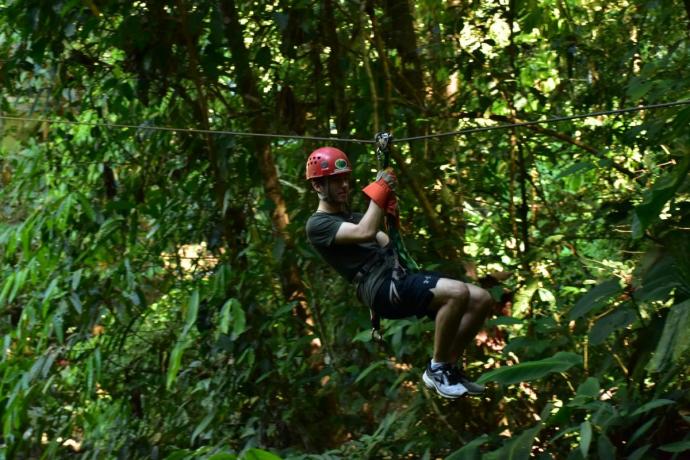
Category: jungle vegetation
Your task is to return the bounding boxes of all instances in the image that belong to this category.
[1,0,690,458]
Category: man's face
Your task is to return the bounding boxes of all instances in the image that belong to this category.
[315,173,350,204]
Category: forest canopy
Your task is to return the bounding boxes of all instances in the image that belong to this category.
[1,0,690,458]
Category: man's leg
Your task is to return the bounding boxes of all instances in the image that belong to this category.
[420,278,470,398]
[423,279,492,397]
[449,284,494,362]
[430,279,469,362]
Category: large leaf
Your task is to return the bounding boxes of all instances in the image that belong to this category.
[634,254,683,302]
[597,434,616,459]
[628,445,652,460]
[218,298,246,340]
[589,307,637,345]
[632,156,690,239]
[182,288,200,336]
[477,352,582,385]
[630,399,675,417]
[483,404,552,460]
[647,300,690,372]
[659,440,690,453]
[446,434,489,460]
[241,448,282,460]
[579,421,592,457]
[512,279,538,317]
[208,454,238,460]
[568,279,622,320]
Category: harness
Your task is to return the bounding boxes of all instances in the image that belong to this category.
[357,132,420,341]
[352,245,398,342]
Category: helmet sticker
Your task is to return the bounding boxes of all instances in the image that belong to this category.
[334,158,348,170]
[320,160,329,169]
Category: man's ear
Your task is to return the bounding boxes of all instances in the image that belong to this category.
[311,179,324,192]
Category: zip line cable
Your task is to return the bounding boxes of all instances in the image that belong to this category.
[1,99,689,145]
[0,114,374,144]
[396,99,690,142]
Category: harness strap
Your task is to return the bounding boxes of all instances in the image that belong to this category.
[353,246,409,342]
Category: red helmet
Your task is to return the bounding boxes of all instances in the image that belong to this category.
[305,147,352,180]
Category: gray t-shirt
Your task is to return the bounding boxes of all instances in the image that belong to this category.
[306,211,393,308]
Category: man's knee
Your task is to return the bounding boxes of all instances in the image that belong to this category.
[452,281,470,304]
[476,287,494,316]
[438,279,469,303]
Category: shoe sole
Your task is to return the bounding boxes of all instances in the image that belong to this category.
[422,372,467,399]
[464,389,485,396]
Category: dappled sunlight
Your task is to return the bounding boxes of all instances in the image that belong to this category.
[2,0,689,457]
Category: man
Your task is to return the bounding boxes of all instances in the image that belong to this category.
[305,146,493,398]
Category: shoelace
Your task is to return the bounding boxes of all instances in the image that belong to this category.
[437,364,463,385]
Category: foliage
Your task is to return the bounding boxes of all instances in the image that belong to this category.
[1,0,690,458]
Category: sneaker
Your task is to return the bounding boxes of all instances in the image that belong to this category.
[422,363,468,398]
[456,369,485,395]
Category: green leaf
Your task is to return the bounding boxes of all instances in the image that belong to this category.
[41,278,60,314]
[218,299,233,335]
[483,406,550,460]
[568,279,622,320]
[228,299,246,340]
[556,161,595,178]
[241,448,282,460]
[191,412,215,443]
[579,421,592,457]
[630,399,675,417]
[648,300,690,372]
[87,355,94,394]
[673,106,690,130]
[166,339,188,390]
[538,288,556,304]
[446,434,489,460]
[597,434,616,459]
[71,269,83,291]
[9,268,28,303]
[626,77,654,100]
[208,453,238,460]
[163,450,193,460]
[659,440,690,453]
[632,157,690,239]
[352,329,373,343]
[53,310,64,344]
[183,289,200,335]
[628,416,657,446]
[477,352,582,385]
[0,273,14,306]
[589,308,637,346]
[513,280,538,317]
[627,444,651,460]
[576,377,600,398]
[635,255,683,302]
[355,361,386,384]
[486,316,523,327]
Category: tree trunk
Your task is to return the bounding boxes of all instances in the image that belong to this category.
[219,0,304,304]
[323,0,349,136]
[379,0,428,155]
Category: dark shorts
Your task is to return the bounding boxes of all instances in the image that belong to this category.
[372,270,442,320]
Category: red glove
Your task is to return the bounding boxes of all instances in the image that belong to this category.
[362,169,397,210]
[386,194,398,216]
[386,194,400,227]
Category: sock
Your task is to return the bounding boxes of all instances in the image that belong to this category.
[430,359,448,371]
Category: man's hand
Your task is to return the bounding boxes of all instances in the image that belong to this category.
[375,168,397,191]
[363,168,397,210]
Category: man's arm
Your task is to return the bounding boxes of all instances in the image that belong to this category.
[335,168,396,245]
[334,200,385,244]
